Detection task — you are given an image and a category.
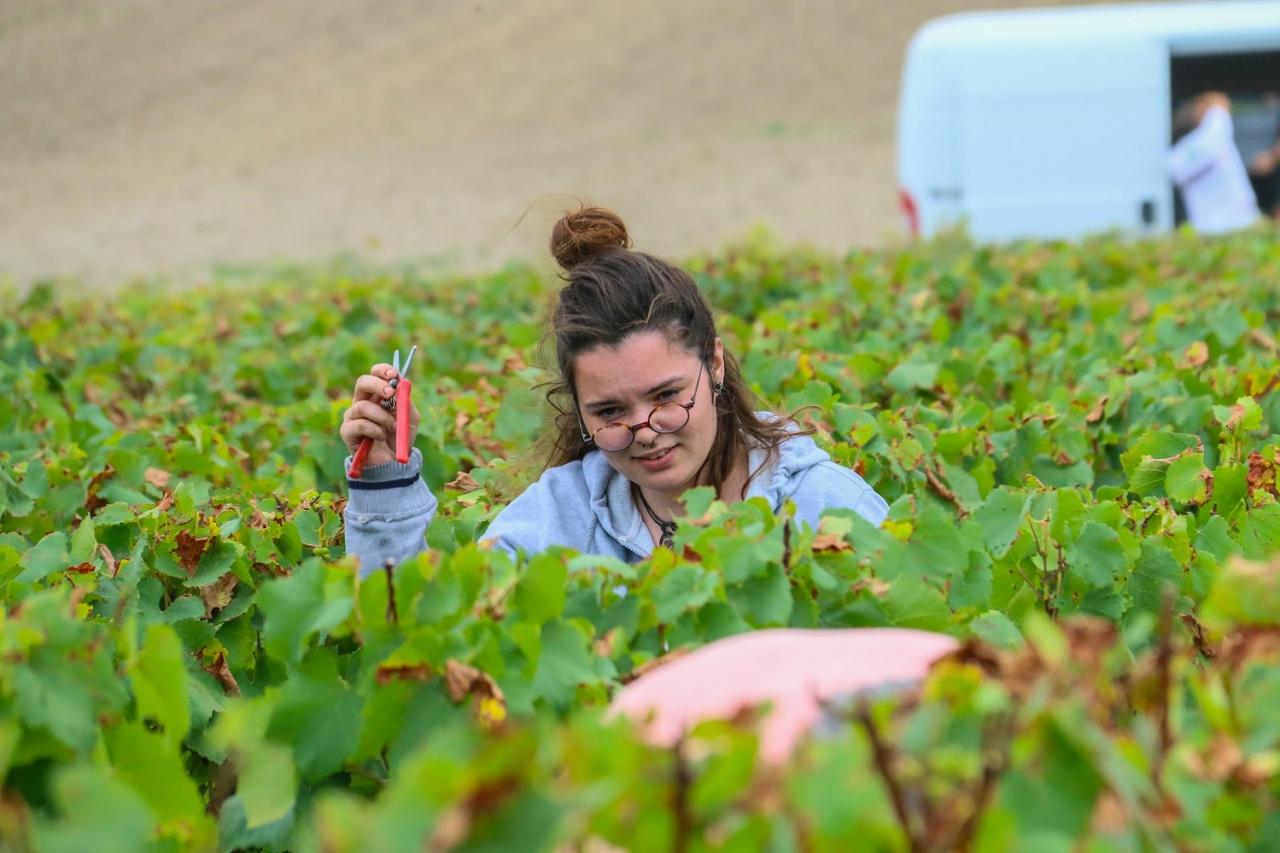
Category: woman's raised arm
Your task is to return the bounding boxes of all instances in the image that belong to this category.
[341,363,435,576]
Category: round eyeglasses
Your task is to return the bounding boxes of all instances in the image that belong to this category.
[579,363,706,453]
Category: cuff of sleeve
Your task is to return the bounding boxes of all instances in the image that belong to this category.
[345,447,431,514]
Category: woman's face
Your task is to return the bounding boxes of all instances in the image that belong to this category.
[574,331,724,497]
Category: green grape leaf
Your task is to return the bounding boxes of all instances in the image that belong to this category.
[532,620,599,708]
[973,488,1029,557]
[267,652,364,782]
[30,764,156,853]
[256,562,353,664]
[105,722,214,843]
[132,623,191,745]
[1164,452,1208,503]
[969,610,1024,650]
[513,552,568,626]
[1066,522,1128,589]
[17,531,70,583]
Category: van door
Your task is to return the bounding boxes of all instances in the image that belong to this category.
[955,37,1169,240]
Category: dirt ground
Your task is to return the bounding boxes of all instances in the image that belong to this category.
[1,0,1090,289]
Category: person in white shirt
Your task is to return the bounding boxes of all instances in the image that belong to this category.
[1168,92,1260,234]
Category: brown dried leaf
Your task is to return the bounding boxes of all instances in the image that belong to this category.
[1152,793,1183,826]
[1197,467,1215,504]
[1222,403,1249,431]
[199,574,238,618]
[1062,618,1117,671]
[580,838,629,853]
[428,805,470,852]
[1217,627,1280,671]
[143,466,171,489]
[1129,295,1151,322]
[84,464,115,514]
[1249,327,1278,352]
[1090,794,1128,833]
[811,532,852,553]
[66,562,95,575]
[473,379,500,412]
[444,660,507,732]
[850,577,891,597]
[465,774,521,815]
[940,639,1045,700]
[104,404,131,429]
[443,659,505,704]
[1181,340,1209,368]
[1247,450,1278,497]
[154,491,175,514]
[174,530,209,574]
[202,651,241,697]
[1085,395,1109,423]
[446,471,481,492]
[376,663,433,685]
[1204,734,1243,781]
[593,627,621,658]
[1237,753,1280,788]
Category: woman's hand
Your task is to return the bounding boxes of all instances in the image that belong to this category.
[340,363,422,469]
[1252,149,1277,177]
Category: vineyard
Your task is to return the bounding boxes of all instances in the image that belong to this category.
[1,229,1279,850]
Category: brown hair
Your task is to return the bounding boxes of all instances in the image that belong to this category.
[540,206,802,498]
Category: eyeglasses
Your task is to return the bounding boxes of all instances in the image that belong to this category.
[578,363,706,453]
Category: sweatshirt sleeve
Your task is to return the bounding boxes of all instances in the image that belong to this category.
[342,447,437,577]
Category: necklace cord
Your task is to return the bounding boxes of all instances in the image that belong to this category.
[633,485,677,547]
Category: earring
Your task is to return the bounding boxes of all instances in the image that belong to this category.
[713,381,726,396]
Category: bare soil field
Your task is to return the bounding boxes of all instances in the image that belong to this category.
[1,0,1092,288]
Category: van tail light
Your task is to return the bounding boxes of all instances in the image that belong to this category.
[898,188,920,237]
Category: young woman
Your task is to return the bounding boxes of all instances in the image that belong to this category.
[340,207,888,574]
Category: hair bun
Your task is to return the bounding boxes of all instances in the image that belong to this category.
[549,206,631,270]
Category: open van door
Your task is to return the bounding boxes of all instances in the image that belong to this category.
[955,37,1169,240]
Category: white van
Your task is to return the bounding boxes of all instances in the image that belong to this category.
[896,1,1280,240]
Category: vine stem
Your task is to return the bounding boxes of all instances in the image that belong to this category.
[782,519,793,573]
[948,712,1014,851]
[1152,590,1176,787]
[856,704,922,852]
[383,559,399,625]
[672,737,693,853]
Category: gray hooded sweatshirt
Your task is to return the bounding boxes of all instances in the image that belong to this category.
[343,427,890,573]
[343,432,888,575]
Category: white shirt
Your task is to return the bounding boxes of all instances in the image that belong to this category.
[1168,105,1259,235]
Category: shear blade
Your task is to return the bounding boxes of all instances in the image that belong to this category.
[399,345,418,380]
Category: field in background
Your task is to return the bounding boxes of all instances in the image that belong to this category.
[1,0,1104,287]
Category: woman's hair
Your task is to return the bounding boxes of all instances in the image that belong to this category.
[539,205,802,498]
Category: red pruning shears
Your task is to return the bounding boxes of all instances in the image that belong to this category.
[347,344,417,479]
